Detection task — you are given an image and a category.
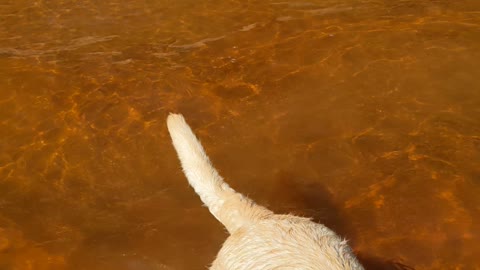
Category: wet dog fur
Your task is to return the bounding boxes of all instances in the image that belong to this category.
[167,114,364,270]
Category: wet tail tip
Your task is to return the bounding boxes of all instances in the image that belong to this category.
[167,113,192,137]
[167,113,185,126]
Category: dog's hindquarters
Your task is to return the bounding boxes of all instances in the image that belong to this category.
[167,114,272,233]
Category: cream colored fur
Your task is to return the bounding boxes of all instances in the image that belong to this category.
[167,114,364,270]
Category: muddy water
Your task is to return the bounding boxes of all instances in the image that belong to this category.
[1,0,479,269]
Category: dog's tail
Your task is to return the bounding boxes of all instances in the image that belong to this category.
[167,114,272,234]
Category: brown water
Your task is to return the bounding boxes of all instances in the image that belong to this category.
[1,0,480,269]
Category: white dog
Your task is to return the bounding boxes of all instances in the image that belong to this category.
[167,114,364,270]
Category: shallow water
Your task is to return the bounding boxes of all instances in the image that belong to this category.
[1,0,480,269]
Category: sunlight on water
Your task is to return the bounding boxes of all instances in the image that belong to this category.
[0,0,479,269]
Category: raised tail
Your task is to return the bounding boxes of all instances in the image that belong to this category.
[166,114,272,233]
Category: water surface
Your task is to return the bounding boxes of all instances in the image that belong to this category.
[1,0,479,269]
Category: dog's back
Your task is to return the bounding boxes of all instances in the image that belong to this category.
[167,114,364,270]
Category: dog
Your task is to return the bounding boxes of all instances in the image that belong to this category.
[167,114,364,270]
